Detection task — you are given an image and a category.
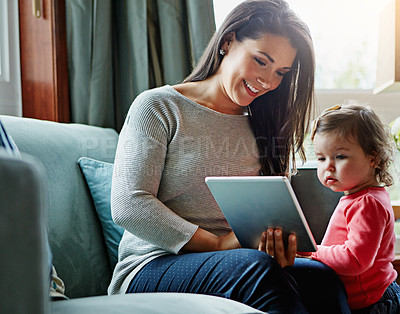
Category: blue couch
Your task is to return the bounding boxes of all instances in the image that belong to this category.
[0,115,263,314]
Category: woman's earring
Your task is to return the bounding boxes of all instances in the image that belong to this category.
[219,49,226,56]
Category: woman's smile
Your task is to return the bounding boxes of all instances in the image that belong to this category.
[243,79,260,96]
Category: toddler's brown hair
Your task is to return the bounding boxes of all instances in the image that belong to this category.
[311,100,394,186]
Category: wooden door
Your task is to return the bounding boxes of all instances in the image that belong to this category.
[18,0,69,122]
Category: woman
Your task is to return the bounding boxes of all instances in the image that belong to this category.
[108,1,350,313]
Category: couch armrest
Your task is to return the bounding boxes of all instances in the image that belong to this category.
[0,153,50,314]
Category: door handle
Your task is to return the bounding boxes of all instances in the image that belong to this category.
[32,0,41,18]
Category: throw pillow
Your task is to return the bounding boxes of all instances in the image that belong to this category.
[78,157,124,269]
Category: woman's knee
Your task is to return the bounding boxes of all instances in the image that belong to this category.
[221,248,289,286]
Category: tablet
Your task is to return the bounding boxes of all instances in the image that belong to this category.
[291,167,342,244]
[205,176,317,252]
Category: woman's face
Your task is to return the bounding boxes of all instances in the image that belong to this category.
[218,32,297,109]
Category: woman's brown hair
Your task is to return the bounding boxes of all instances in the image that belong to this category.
[184,0,315,176]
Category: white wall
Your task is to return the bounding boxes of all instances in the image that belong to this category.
[0,0,22,117]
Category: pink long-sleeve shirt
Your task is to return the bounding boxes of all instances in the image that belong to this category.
[311,187,397,309]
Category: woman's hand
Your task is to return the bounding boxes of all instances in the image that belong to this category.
[217,231,242,251]
[258,228,297,268]
[183,228,241,252]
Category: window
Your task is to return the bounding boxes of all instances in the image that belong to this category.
[213,0,391,90]
[0,0,21,116]
[0,0,9,81]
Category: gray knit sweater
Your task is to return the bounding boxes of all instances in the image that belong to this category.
[108,85,261,294]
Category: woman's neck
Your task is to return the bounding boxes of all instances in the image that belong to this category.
[173,79,247,115]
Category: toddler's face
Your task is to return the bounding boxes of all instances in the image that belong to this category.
[313,132,378,195]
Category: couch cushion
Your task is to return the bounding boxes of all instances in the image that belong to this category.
[1,118,68,301]
[78,157,124,269]
[0,115,118,298]
[0,154,49,314]
[51,293,263,314]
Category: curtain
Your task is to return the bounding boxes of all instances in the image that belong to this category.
[65,0,215,130]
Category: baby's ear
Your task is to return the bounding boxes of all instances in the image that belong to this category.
[369,152,378,168]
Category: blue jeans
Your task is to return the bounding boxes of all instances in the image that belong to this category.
[286,258,350,314]
[127,249,350,314]
[350,281,400,314]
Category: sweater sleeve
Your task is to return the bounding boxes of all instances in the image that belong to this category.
[311,195,389,275]
[110,96,198,254]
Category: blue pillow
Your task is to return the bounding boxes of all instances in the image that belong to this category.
[78,157,124,269]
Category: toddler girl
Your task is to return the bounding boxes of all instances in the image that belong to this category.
[308,102,400,313]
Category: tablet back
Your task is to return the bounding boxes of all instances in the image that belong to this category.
[291,167,343,244]
[205,176,317,252]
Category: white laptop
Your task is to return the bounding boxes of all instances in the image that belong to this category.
[205,170,343,252]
